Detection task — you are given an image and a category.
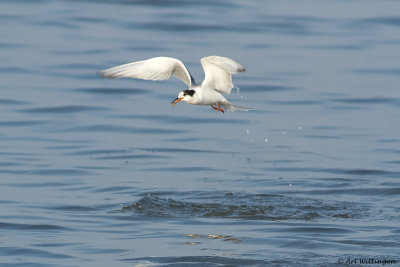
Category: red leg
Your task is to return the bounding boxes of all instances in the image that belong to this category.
[211,104,224,113]
[216,104,224,113]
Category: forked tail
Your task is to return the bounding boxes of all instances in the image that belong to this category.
[220,102,252,112]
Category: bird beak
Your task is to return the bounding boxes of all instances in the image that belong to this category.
[171,97,183,106]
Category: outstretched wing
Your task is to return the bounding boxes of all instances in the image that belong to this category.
[99,57,195,87]
[200,56,245,94]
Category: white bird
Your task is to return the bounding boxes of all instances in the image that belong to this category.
[98,56,250,113]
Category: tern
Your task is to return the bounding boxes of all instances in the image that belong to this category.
[98,56,250,113]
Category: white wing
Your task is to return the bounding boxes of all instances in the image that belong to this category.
[200,56,245,94]
[99,57,195,87]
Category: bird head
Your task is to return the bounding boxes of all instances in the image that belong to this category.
[171,89,196,106]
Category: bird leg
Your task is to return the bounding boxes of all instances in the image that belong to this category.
[211,104,224,113]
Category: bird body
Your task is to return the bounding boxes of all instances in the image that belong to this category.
[99,56,250,113]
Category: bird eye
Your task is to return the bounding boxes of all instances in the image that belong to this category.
[182,89,195,97]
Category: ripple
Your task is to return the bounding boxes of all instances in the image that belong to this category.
[63,124,185,134]
[242,84,298,93]
[50,63,101,70]
[0,162,21,167]
[0,222,70,231]
[131,15,317,35]
[139,21,226,32]
[122,193,363,221]
[51,205,99,212]
[66,148,170,160]
[70,15,111,24]
[123,44,166,51]
[0,42,28,48]
[4,181,79,188]
[0,99,29,105]
[183,233,241,243]
[67,149,131,156]
[0,246,73,259]
[271,100,320,106]
[145,166,222,172]
[125,114,242,124]
[331,97,400,105]
[137,147,233,154]
[263,166,396,177]
[52,48,108,56]
[0,66,32,74]
[123,256,265,266]
[354,68,400,75]
[0,120,47,127]
[306,44,367,50]
[95,154,168,160]
[81,0,238,8]
[282,226,354,234]
[20,105,109,114]
[27,168,92,176]
[346,169,391,175]
[337,239,399,248]
[76,87,148,95]
[37,20,79,30]
[0,168,92,176]
[301,187,400,197]
[91,186,136,193]
[364,16,400,27]
[1,1,400,266]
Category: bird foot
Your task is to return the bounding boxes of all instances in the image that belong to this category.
[211,104,224,113]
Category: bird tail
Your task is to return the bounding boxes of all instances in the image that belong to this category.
[220,102,252,112]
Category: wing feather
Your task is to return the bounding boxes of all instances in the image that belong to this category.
[200,56,245,94]
[99,57,195,87]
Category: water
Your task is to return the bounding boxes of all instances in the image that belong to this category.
[1,0,400,266]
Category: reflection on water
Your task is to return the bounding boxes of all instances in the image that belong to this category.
[1,0,400,266]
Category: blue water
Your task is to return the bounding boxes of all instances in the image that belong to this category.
[1,0,400,266]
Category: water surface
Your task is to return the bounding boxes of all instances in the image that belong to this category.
[1,0,400,266]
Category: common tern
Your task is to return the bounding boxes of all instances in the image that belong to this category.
[99,56,250,113]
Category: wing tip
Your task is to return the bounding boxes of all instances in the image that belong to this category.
[97,69,119,79]
[97,70,106,78]
[203,55,246,73]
